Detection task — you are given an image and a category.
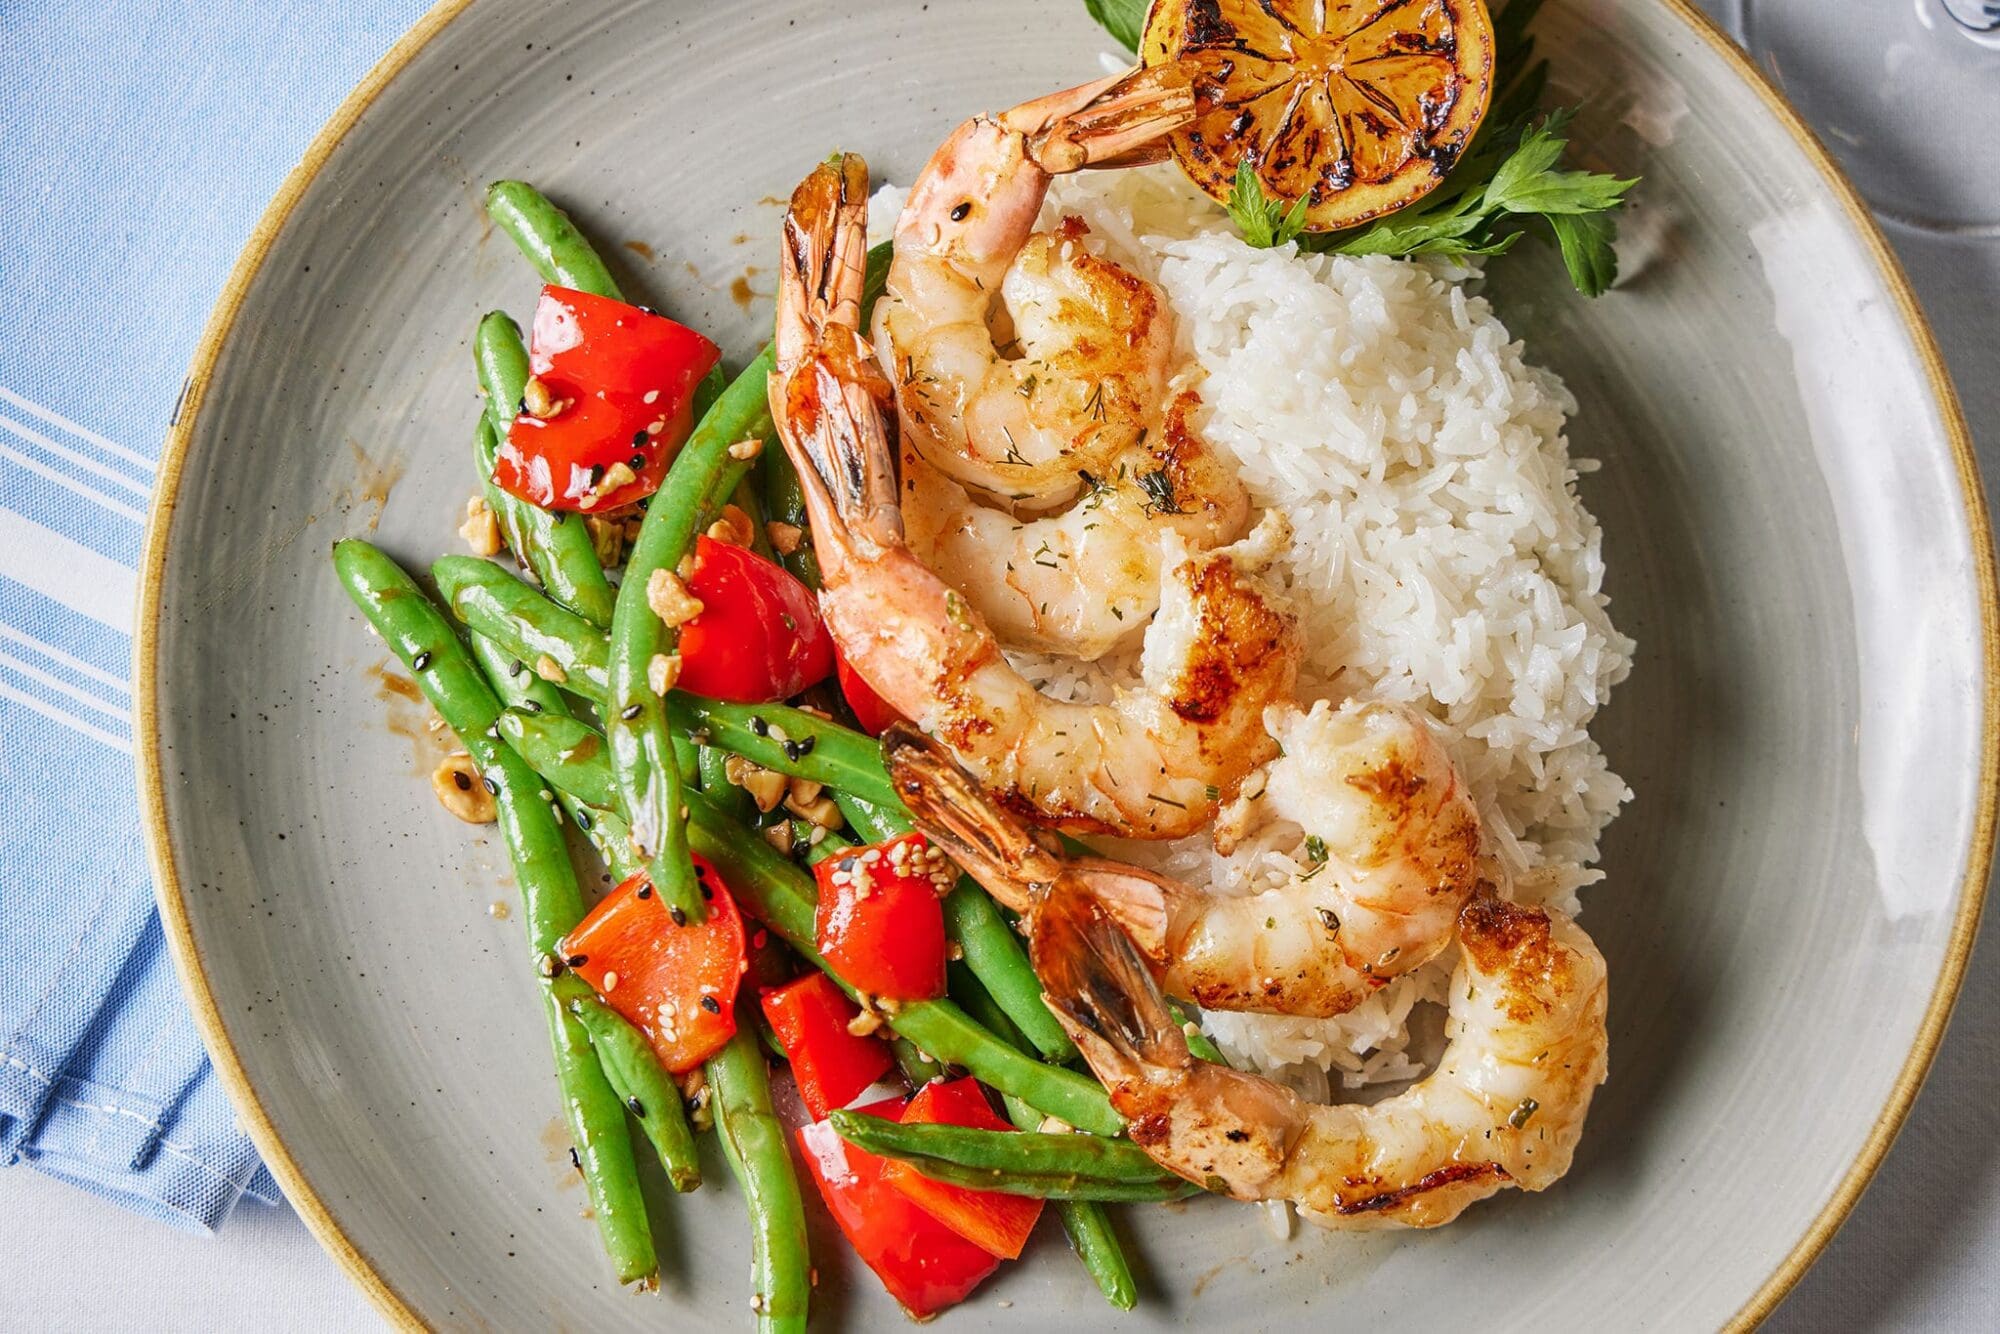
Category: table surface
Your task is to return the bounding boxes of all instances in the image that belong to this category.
[5,2,1999,1329]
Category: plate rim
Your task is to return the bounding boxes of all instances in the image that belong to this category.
[131,0,1999,1328]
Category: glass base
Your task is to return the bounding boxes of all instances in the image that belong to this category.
[1737,0,2000,235]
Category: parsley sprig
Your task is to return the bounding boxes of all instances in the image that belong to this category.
[1084,0,1638,297]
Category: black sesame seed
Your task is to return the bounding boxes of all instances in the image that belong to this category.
[669,905,688,926]
[627,1096,645,1117]
[482,775,499,795]
[620,703,643,720]
[700,995,721,1015]
[632,430,648,448]
[568,1147,582,1173]
[629,453,646,469]
[522,699,544,713]
[452,771,472,791]
[508,659,525,677]
[950,200,971,221]
[553,511,568,525]
[636,884,653,899]
[781,736,816,761]
[565,953,588,967]
[574,808,594,831]
[700,883,714,901]
[750,716,770,737]
[516,398,528,416]
[588,464,605,487]
[411,650,432,671]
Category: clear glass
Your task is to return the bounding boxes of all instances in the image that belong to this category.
[1736,0,2000,235]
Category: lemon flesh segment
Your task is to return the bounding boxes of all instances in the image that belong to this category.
[1144,0,1497,231]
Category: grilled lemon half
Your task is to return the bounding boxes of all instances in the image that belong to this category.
[1142,0,1497,231]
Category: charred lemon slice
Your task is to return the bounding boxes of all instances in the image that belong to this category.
[1143,0,1497,230]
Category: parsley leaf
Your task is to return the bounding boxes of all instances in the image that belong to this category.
[1223,159,1312,250]
[1083,0,1148,52]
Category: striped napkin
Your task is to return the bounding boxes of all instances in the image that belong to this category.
[0,0,425,1231]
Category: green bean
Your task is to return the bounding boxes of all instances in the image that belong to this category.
[427,557,896,806]
[827,1112,1195,1202]
[838,795,1076,1064]
[331,539,655,1283]
[609,353,774,924]
[471,314,620,629]
[435,555,610,695]
[1173,1000,1229,1067]
[559,976,703,1193]
[707,1028,811,1334]
[682,698,899,809]
[948,964,1136,1308]
[467,633,703,1191]
[499,709,618,806]
[498,706,1121,1132]
[697,737,755,822]
[486,180,625,299]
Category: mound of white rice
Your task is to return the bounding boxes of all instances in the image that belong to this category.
[872,167,1633,1096]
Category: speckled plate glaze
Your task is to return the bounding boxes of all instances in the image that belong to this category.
[138,0,1996,1328]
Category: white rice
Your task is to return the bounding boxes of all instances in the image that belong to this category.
[871,168,1633,1093]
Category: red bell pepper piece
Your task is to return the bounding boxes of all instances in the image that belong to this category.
[797,1096,1002,1318]
[676,536,834,702]
[557,856,746,1073]
[813,832,949,1002]
[833,642,903,737]
[496,286,720,512]
[760,973,895,1120]
[882,1079,1045,1259]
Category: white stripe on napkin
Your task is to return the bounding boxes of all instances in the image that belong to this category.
[0,508,137,632]
[0,680,133,753]
[0,625,131,692]
[0,388,157,473]
[0,416,154,497]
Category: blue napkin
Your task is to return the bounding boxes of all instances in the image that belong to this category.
[0,0,425,1232]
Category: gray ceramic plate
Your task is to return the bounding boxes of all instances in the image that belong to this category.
[138,0,1997,1328]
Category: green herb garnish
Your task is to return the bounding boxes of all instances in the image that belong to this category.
[1083,0,1147,51]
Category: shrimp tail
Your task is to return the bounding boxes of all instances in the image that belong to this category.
[1034,878,1306,1196]
[882,722,1062,913]
[771,153,903,561]
[1030,878,1188,1075]
[1014,63,1196,173]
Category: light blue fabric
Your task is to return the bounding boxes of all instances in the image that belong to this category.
[1,0,425,1232]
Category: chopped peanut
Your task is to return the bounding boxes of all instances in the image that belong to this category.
[761,823,795,856]
[724,754,789,813]
[431,753,496,823]
[727,437,763,462]
[786,776,823,807]
[645,568,704,627]
[647,652,682,697]
[458,495,502,556]
[786,791,843,829]
[585,515,627,568]
[705,503,756,548]
[521,376,557,419]
[534,655,567,684]
[765,521,803,556]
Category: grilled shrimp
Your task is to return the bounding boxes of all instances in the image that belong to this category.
[875,66,1249,659]
[884,698,1482,1016]
[874,68,1194,511]
[1034,880,1608,1229]
[772,153,1299,839]
[900,385,1249,659]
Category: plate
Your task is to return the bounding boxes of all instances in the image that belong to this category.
[137,0,1997,1327]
